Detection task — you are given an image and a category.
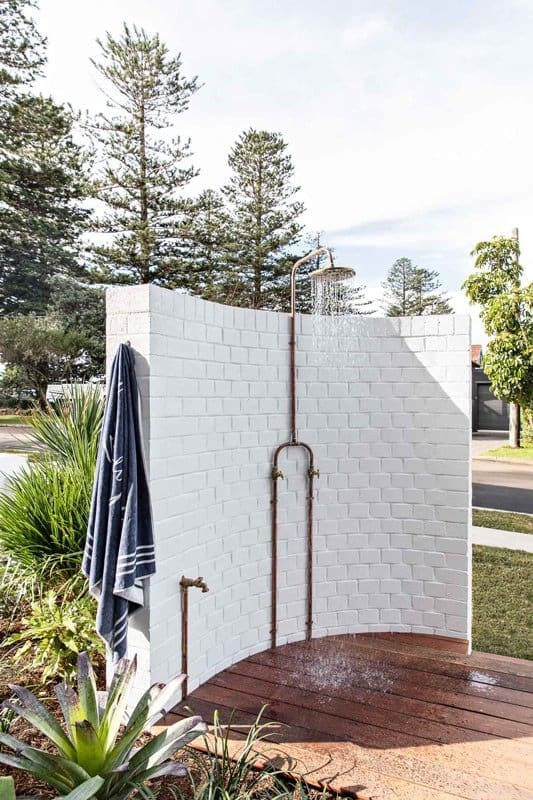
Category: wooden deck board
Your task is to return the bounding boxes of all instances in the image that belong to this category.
[164,634,533,800]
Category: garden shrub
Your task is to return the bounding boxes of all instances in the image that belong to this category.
[5,592,105,683]
[0,458,93,587]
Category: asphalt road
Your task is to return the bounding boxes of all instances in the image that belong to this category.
[472,459,533,513]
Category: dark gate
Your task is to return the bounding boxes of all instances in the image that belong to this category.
[472,370,510,431]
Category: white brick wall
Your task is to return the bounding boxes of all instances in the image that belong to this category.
[106,285,472,695]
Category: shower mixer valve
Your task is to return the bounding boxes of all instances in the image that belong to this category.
[272,467,284,480]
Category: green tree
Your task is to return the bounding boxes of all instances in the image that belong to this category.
[0,95,91,313]
[0,316,90,408]
[90,23,200,285]
[0,0,45,97]
[179,189,236,301]
[47,275,106,378]
[463,234,533,447]
[223,128,305,309]
[383,258,453,316]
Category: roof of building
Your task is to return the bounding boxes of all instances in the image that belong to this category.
[471,344,482,366]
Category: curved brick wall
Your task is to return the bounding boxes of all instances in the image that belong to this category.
[106,284,471,696]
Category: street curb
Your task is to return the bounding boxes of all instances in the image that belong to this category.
[473,456,533,466]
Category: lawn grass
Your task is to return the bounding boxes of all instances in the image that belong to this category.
[473,508,533,535]
[472,545,533,659]
[0,415,31,426]
[483,442,533,460]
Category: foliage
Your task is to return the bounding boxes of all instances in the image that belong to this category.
[0,387,103,589]
[222,128,305,310]
[382,257,453,316]
[0,776,15,800]
[30,384,104,472]
[0,95,91,315]
[523,408,533,444]
[482,443,533,461]
[180,189,234,301]
[0,458,93,586]
[463,236,533,409]
[0,315,91,408]
[472,546,532,660]
[472,508,533,535]
[187,707,287,800]
[5,592,104,683]
[0,653,207,797]
[0,706,15,734]
[47,276,106,378]
[0,0,45,97]
[89,23,200,285]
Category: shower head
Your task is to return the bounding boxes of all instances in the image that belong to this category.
[309,265,355,283]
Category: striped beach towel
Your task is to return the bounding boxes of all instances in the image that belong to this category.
[82,343,155,661]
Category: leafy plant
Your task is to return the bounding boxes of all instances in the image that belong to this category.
[0,776,15,800]
[0,386,104,594]
[187,707,287,800]
[5,592,104,683]
[30,385,104,472]
[0,705,15,734]
[0,653,206,798]
[0,458,93,587]
[0,774,105,800]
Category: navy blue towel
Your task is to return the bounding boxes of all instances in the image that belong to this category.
[83,343,155,661]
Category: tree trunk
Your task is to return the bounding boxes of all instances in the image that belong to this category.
[509,403,520,448]
[37,383,48,411]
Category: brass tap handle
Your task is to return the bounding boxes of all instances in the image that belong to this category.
[308,467,320,478]
[272,467,284,480]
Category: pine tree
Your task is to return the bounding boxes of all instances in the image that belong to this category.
[89,23,200,285]
[382,258,453,316]
[180,189,236,301]
[223,129,305,309]
[0,2,90,314]
[0,0,45,97]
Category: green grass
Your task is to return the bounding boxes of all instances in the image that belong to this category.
[473,508,533,535]
[0,416,31,426]
[473,546,533,659]
[483,443,533,460]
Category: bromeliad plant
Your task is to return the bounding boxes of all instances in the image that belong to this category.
[0,653,207,799]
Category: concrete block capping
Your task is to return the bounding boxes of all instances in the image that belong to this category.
[107,284,472,697]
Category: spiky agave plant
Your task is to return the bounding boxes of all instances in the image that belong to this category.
[0,653,206,799]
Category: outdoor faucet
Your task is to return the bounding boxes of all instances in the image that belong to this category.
[180,576,209,592]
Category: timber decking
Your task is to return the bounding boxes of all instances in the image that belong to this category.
[163,633,533,800]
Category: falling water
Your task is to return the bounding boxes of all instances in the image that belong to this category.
[311,274,360,365]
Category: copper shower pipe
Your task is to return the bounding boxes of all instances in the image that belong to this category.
[270,247,334,649]
[179,576,209,700]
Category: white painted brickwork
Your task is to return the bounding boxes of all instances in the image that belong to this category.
[106,285,472,696]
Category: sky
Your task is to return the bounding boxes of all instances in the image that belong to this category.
[36,0,533,343]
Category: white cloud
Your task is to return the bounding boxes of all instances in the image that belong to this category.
[35,0,533,300]
[340,16,391,48]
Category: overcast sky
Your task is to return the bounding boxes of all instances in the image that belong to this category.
[36,0,533,342]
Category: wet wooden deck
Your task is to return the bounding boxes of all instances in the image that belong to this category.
[165,633,533,800]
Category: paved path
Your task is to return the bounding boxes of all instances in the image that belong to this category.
[472,525,533,552]
[0,424,38,452]
[471,431,507,457]
[0,453,28,492]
